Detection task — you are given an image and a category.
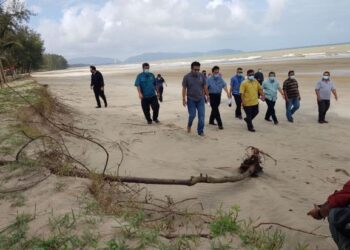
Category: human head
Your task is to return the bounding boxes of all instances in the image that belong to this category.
[269,72,276,81]
[236,67,243,75]
[212,66,220,75]
[247,69,255,81]
[202,70,207,75]
[323,71,330,80]
[288,70,295,78]
[142,62,150,72]
[90,65,96,73]
[157,74,161,78]
[191,61,201,74]
[258,68,262,73]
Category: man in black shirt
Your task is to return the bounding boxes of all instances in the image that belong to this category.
[254,68,264,85]
[90,65,107,108]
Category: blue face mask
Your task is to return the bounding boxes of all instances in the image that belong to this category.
[248,75,255,81]
[269,76,275,82]
[214,74,220,79]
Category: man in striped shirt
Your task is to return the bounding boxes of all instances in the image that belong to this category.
[283,70,301,123]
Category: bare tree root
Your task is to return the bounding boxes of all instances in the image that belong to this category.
[0,173,51,194]
[253,222,330,238]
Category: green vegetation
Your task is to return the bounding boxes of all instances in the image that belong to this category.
[41,54,68,71]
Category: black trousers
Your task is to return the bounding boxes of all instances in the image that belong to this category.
[265,99,278,122]
[158,86,164,102]
[209,93,222,127]
[243,105,259,130]
[318,100,330,122]
[141,96,159,122]
[233,94,242,118]
[93,88,107,107]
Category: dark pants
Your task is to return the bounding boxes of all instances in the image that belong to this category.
[265,99,278,123]
[209,93,222,127]
[158,86,164,102]
[233,94,242,118]
[318,100,330,122]
[243,105,259,130]
[328,206,350,250]
[141,96,159,122]
[93,88,107,107]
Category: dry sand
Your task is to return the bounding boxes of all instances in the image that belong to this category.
[31,55,350,249]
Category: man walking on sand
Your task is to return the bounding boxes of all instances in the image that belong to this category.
[240,69,265,132]
[315,71,338,124]
[254,68,264,85]
[307,180,350,250]
[135,63,160,124]
[90,65,107,108]
[207,65,231,130]
[262,72,285,125]
[156,74,167,102]
[230,67,245,119]
[182,61,209,136]
[283,70,301,123]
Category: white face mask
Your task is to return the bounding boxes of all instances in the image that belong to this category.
[323,75,329,80]
[144,69,150,73]
[289,75,295,79]
[248,75,255,81]
[269,76,275,81]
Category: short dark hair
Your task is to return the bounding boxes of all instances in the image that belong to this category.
[269,71,276,76]
[90,65,96,71]
[142,62,150,68]
[191,61,201,69]
[323,71,330,75]
[157,74,161,77]
[288,70,295,76]
[212,66,220,72]
[247,69,254,75]
[237,67,243,71]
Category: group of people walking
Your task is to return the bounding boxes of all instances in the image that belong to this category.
[90,62,338,135]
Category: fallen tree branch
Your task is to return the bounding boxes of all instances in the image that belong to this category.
[253,222,330,238]
[0,174,51,194]
[160,233,212,239]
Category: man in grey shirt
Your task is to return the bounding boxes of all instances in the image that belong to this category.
[182,61,209,136]
[315,71,338,123]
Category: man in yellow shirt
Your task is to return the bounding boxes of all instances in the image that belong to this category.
[240,69,265,132]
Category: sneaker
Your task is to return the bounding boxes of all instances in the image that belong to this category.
[248,128,256,132]
[95,106,101,109]
[218,126,224,130]
[153,119,160,124]
[147,120,152,124]
[274,120,279,125]
[287,118,294,123]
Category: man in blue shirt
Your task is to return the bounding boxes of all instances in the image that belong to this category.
[315,71,338,124]
[230,67,245,119]
[207,66,231,130]
[262,72,285,125]
[135,63,160,124]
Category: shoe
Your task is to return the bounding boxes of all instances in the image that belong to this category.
[236,116,242,120]
[153,119,160,124]
[265,118,272,122]
[187,127,191,133]
[198,133,205,136]
[147,120,152,124]
[287,118,294,123]
[209,122,217,125]
[274,120,279,125]
[323,120,329,123]
[96,106,101,108]
[218,126,224,130]
[248,128,256,132]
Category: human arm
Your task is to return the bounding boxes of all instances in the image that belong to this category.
[135,74,143,99]
[278,87,285,100]
[204,84,209,103]
[258,84,265,101]
[182,87,187,107]
[223,86,231,98]
[332,89,338,101]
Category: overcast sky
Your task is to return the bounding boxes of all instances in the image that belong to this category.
[21,0,350,60]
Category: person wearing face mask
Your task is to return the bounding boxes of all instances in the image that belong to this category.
[230,67,245,119]
[155,74,167,102]
[207,66,231,130]
[283,70,301,123]
[182,61,209,136]
[254,68,264,85]
[90,65,107,108]
[240,69,265,132]
[135,62,160,124]
[315,71,338,124]
[262,72,285,125]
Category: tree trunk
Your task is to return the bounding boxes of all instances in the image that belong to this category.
[0,59,6,87]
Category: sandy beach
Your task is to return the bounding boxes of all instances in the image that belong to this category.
[31,53,350,249]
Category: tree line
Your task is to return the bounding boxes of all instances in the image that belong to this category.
[0,0,67,83]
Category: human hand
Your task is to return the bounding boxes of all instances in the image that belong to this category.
[139,93,143,100]
[183,99,187,107]
[307,204,323,220]
[101,87,104,91]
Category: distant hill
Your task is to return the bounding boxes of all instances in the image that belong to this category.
[68,57,120,66]
[124,49,242,63]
